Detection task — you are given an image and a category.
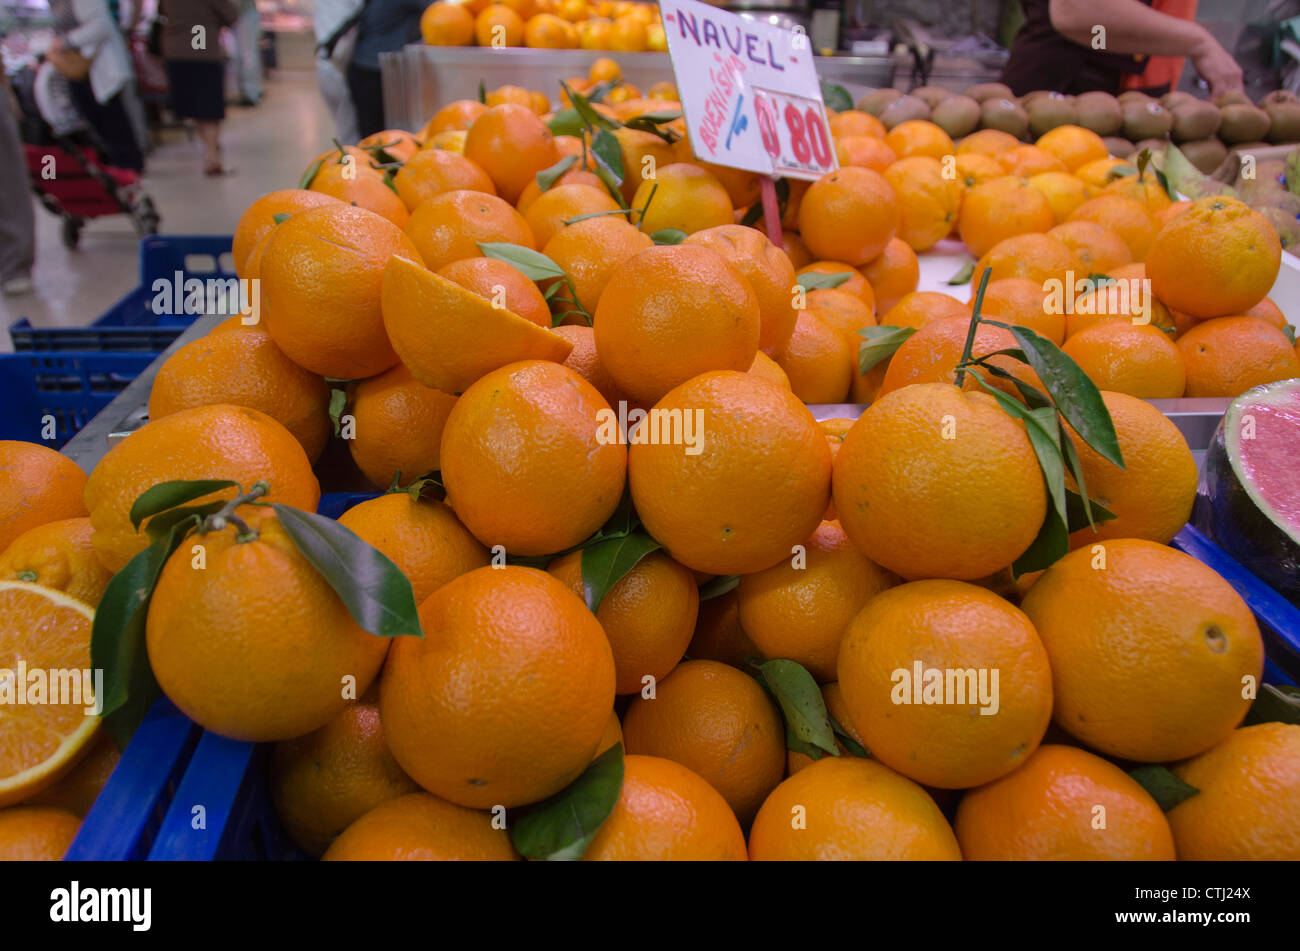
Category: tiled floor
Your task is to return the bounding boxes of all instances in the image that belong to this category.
[0,58,336,347]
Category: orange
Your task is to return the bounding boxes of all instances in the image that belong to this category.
[879,290,970,329]
[260,202,421,379]
[421,1,474,44]
[953,152,1006,188]
[323,792,518,860]
[877,315,1042,402]
[797,261,875,308]
[805,288,875,341]
[884,119,955,161]
[958,175,1055,258]
[577,16,611,48]
[357,129,420,161]
[425,129,467,153]
[0,582,99,807]
[749,350,791,389]
[84,404,319,571]
[515,167,604,214]
[885,156,965,252]
[1063,391,1197,547]
[1066,194,1158,261]
[1035,125,1108,172]
[685,590,759,669]
[582,754,747,860]
[596,710,623,755]
[696,161,762,208]
[775,309,854,403]
[0,518,113,607]
[1244,295,1288,329]
[798,167,899,267]
[1075,155,1132,189]
[1026,171,1090,223]
[997,144,1067,178]
[463,103,558,203]
[628,371,831,575]
[955,745,1176,859]
[381,566,614,807]
[587,55,620,82]
[829,109,885,139]
[393,148,496,211]
[148,326,331,461]
[1100,174,1172,215]
[736,520,894,681]
[484,83,536,108]
[1061,322,1185,398]
[957,128,1021,156]
[475,3,524,46]
[860,237,920,313]
[338,494,488,605]
[147,506,389,742]
[779,229,812,269]
[440,360,625,556]
[524,11,577,47]
[524,182,620,248]
[1063,262,1174,338]
[833,135,896,173]
[542,215,653,313]
[748,757,962,860]
[271,696,420,856]
[0,441,87,555]
[612,128,678,203]
[419,99,488,137]
[551,323,630,405]
[0,807,80,860]
[1168,723,1300,860]
[1147,196,1281,318]
[607,13,646,51]
[1020,538,1264,762]
[594,244,760,404]
[304,153,410,229]
[437,255,551,327]
[622,660,784,823]
[974,276,1064,344]
[972,232,1079,290]
[1154,198,1192,229]
[833,383,1047,580]
[685,224,798,358]
[23,730,119,816]
[1176,316,1300,397]
[231,189,340,276]
[404,188,535,271]
[837,579,1053,788]
[548,549,698,695]
[1047,220,1132,272]
[631,163,733,236]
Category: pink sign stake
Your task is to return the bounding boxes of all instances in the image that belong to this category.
[760,177,784,251]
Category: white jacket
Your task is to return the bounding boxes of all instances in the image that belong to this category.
[66,0,134,104]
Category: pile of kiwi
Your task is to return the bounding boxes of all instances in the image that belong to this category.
[854,83,1300,174]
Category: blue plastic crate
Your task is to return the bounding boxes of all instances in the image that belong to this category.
[9,235,235,353]
[0,350,155,446]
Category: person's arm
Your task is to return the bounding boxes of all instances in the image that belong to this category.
[1048,0,1243,96]
[65,0,118,50]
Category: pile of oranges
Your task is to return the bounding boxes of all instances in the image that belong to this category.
[421,0,667,52]
[1,59,1298,862]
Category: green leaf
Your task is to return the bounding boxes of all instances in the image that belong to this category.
[590,128,625,187]
[1010,502,1069,576]
[478,242,569,282]
[820,80,853,113]
[329,387,347,438]
[739,201,763,228]
[651,228,687,245]
[1281,323,1297,345]
[1063,487,1117,531]
[1128,765,1199,811]
[271,212,292,225]
[547,108,585,138]
[954,266,993,388]
[797,271,852,291]
[986,321,1124,469]
[698,574,739,600]
[580,532,661,612]
[536,153,578,192]
[271,504,423,638]
[381,167,399,195]
[1242,683,1300,726]
[298,156,324,190]
[1106,163,1138,181]
[1060,424,1100,530]
[1154,166,1176,202]
[566,84,619,132]
[622,109,682,126]
[857,324,915,374]
[129,480,239,530]
[967,359,1053,409]
[511,743,624,860]
[753,659,838,757]
[829,714,869,758]
[1135,147,1152,183]
[947,261,974,285]
[477,80,486,105]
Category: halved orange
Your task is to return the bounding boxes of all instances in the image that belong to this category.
[381,255,573,394]
[0,580,100,807]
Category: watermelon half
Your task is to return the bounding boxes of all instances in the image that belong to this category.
[1194,378,1300,605]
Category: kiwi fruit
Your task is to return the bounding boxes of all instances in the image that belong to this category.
[1075,91,1123,136]
[1255,158,1288,185]
[879,94,931,130]
[910,85,954,109]
[1027,93,1077,136]
[1265,103,1300,143]
[857,88,902,117]
[1103,136,1134,156]
[1213,90,1252,107]
[1170,100,1222,142]
[1180,137,1229,174]
[966,82,1013,103]
[1121,100,1173,141]
[931,95,981,139]
[1260,89,1300,109]
[1118,90,1154,106]
[1219,103,1271,144]
[1161,90,1198,111]
[980,98,1029,139]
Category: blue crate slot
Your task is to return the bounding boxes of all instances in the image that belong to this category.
[65,700,202,861]
[315,491,382,520]
[0,351,154,446]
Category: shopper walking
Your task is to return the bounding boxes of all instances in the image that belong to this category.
[233,0,263,105]
[315,0,361,144]
[0,74,36,296]
[348,0,426,139]
[159,0,239,175]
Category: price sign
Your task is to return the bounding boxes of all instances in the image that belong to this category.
[659,0,837,182]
